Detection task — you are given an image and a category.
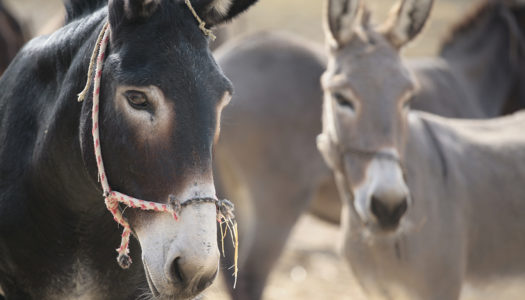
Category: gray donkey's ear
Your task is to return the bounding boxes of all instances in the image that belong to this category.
[380,0,434,49]
[323,0,362,48]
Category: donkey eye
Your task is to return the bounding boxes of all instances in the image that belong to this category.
[333,92,355,110]
[124,90,148,109]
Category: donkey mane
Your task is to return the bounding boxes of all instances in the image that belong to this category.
[440,0,495,48]
[439,0,522,52]
[65,0,107,23]
[437,0,525,116]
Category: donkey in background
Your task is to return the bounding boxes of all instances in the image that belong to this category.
[0,0,24,75]
[214,0,525,299]
[317,0,525,298]
[313,0,525,224]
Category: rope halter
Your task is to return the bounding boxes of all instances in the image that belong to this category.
[76,3,237,286]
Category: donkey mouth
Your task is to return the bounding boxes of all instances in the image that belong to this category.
[144,262,161,297]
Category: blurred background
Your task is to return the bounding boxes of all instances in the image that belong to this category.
[1,0,479,299]
[5,0,477,56]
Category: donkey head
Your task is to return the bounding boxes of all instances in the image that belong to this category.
[317,0,432,233]
[79,0,256,298]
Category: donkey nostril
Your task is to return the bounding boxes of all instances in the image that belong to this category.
[370,195,408,229]
[165,256,219,295]
[195,269,218,293]
[370,196,388,221]
[393,198,408,220]
[168,257,184,283]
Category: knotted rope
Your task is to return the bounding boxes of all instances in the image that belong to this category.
[76,2,237,286]
[184,0,216,41]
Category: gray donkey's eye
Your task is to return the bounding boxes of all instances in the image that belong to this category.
[333,92,355,111]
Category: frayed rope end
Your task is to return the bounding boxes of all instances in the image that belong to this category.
[77,90,88,102]
[216,199,239,289]
[217,199,235,221]
[117,252,132,269]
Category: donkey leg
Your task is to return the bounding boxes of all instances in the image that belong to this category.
[221,184,314,300]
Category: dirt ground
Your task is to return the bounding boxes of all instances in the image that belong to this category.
[3,0,479,299]
[203,214,366,300]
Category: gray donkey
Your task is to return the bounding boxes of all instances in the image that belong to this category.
[317,0,525,299]
[214,0,525,298]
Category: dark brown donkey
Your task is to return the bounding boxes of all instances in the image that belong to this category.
[214,0,525,298]
[318,0,525,298]
[0,0,258,299]
[0,1,24,75]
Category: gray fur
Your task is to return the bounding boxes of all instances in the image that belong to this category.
[324,109,525,299]
[317,0,525,298]
[214,32,328,299]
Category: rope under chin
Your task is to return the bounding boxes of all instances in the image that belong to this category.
[76,3,238,288]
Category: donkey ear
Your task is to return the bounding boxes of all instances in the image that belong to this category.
[324,0,362,48]
[380,0,434,49]
[108,0,160,25]
[197,0,259,27]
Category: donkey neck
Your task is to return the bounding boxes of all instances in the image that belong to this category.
[6,3,119,272]
[31,10,108,208]
[440,4,522,117]
[404,113,452,202]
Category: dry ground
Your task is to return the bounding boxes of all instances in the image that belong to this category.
[3,0,479,299]
[204,215,367,300]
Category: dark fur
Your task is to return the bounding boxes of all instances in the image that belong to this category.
[0,0,257,298]
[64,0,107,22]
[441,0,510,46]
[440,0,525,116]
